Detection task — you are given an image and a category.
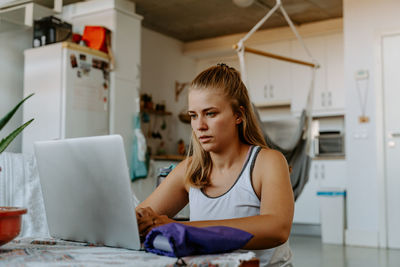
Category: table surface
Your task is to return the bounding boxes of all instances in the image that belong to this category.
[0,237,259,267]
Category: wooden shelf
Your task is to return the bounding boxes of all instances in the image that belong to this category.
[151,154,186,161]
[141,109,172,115]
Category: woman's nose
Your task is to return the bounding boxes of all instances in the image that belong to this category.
[194,115,208,131]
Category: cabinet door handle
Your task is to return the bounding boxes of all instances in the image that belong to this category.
[321,164,325,179]
[269,85,274,98]
[264,84,268,98]
[321,92,325,107]
[328,91,332,106]
[388,131,400,138]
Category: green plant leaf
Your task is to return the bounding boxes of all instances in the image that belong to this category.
[0,93,34,132]
[0,119,34,154]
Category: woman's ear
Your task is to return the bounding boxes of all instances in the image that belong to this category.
[235,106,245,124]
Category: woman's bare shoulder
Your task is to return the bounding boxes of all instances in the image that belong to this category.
[172,156,191,171]
[254,148,289,176]
[257,147,286,161]
[168,156,192,190]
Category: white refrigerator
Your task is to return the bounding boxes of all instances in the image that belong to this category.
[22,42,110,154]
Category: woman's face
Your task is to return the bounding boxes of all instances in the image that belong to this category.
[188,89,241,153]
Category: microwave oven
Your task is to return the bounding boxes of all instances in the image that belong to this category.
[314,131,345,156]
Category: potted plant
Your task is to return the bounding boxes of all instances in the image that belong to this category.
[0,93,34,246]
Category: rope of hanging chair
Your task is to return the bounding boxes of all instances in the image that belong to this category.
[233,45,317,68]
[235,0,319,156]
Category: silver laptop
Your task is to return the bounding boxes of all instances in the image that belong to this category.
[34,135,141,250]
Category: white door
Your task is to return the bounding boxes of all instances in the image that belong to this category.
[382,33,400,248]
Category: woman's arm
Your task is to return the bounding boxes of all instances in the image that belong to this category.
[136,158,189,233]
[138,149,294,250]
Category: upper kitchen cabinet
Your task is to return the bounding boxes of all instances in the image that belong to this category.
[325,33,345,114]
[246,41,292,107]
[291,33,344,116]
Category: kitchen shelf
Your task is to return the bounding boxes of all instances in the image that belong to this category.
[0,2,55,32]
[151,154,186,161]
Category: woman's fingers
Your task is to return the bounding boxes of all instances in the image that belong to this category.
[136,206,156,218]
[136,207,158,235]
[136,207,175,237]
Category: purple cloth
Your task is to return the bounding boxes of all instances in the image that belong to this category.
[144,223,253,258]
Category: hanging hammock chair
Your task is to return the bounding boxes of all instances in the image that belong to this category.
[235,0,320,200]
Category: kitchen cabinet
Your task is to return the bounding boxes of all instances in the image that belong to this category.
[314,159,346,188]
[291,33,344,116]
[293,159,346,224]
[246,41,292,106]
[325,33,345,113]
[293,163,321,224]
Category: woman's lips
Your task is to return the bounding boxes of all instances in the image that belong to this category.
[199,136,212,143]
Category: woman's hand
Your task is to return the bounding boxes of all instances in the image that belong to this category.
[136,206,175,239]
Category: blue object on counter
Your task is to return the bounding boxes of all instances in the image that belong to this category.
[159,164,175,177]
[131,113,149,181]
[157,164,176,187]
[144,223,253,258]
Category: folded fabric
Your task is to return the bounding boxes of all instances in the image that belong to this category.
[144,223,253,258]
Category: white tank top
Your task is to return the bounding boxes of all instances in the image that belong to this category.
[189,146,292,267]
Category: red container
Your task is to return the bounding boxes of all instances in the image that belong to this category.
[82,26,111,53]
[0,207,27,246]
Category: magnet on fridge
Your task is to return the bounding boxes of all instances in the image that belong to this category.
[80,62,91,75]
[103,97,108,111]
[70,54,77,68]
[102,69,109,80]
[92,59,102,69]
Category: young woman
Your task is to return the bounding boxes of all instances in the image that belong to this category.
[136,64,294,266]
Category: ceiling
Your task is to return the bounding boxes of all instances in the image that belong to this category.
[5,0,342,42]
[130,0,342,42]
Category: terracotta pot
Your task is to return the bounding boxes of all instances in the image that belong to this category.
[0,207,27,246]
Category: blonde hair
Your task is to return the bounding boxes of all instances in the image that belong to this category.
[185,64,267,188]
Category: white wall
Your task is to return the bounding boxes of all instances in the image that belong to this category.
[0,28,32,153]
[343,0,400,247]
[141,28,196,155]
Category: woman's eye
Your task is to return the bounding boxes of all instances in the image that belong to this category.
[206,112,216,117]
[189,114,197,119]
